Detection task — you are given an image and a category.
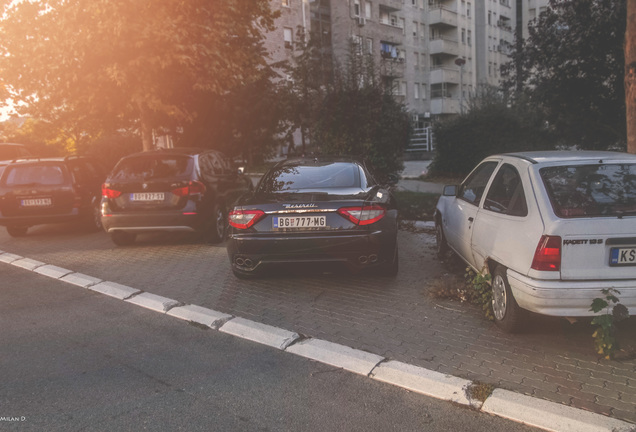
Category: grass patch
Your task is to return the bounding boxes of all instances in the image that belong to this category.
[394,190,440,221]
[467,381,496,402]
[429,274,473,303]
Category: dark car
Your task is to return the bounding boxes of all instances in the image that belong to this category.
[100,148,252,246]
[0,156,105,237]
[226,157,399,279]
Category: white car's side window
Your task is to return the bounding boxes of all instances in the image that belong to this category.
[458,161,498,205]
[483,164,528,217]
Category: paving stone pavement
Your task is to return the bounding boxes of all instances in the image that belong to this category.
[1,222,635,425]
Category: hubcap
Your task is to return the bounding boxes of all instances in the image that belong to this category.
[492,274,507,321]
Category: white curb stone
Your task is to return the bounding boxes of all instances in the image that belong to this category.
[126,292,180,313]
[89,281,140,300]
[11,258,46,271]
[0,252,23,264]
[481,389,636,432]
[219,317,299,350]
[60,273,103,288]
[371,360,474,407]
[33,265,73,279]
[286,338,384,376]
[167,304,232,329]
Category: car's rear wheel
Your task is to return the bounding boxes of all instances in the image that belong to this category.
[204,205,226,244]
[7,226,28,237]
[491,265,525,333]
[435,222,450,260]
[110,231,136,246]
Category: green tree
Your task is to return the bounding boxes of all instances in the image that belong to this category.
[279,28,332,156]
[311,47,411,181]
[0,0,276,151]
[502,0,626,150]
[430,86,555,177]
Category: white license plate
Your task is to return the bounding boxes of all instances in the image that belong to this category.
[131,192,165,202]
[610,247,636,266]
[21,198,52,207]
[273,215,327,229]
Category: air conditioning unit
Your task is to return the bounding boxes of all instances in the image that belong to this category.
[357,16,366,26]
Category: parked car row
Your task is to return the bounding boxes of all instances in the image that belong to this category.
[0,149,400,279]
[2,146,635,333]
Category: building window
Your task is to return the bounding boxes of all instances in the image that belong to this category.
[365,2,372,18]
[467,30,472,46]
[467,2,471,18]
[461,28,466,44]
[366,37,373,55]
[414,83,420,99]
[354,0,361,17]
[488,11,491,25]
[414,52,420,69]
[284,27,293,49]
[413,21,418,37]
[422,84,427,99]
[282,0,291,7]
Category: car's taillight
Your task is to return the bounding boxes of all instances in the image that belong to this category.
[337,205,386,226]
[531,235,562,271]
[228,209,265,229]
[172,181,206,197]
[101,184,121,199]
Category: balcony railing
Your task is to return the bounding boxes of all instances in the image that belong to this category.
[430,97,460,115]
[429,67,460,84]
[429,37,459,56]
[429,5,458,27]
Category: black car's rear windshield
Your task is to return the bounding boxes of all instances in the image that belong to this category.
[110,156,194,181]
[540,163,636,218]
[259,162,364,193]
[1,163,69,186]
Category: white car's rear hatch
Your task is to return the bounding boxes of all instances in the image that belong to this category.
[538,161,636,281]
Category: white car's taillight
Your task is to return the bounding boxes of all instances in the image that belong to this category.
[531,235,561,271]
[229,209,265,229]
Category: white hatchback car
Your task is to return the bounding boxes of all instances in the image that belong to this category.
[435,151,636,332]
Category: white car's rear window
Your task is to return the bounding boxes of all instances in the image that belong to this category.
[540,163,636,218]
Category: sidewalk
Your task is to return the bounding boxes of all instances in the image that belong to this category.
[398,160,445,194]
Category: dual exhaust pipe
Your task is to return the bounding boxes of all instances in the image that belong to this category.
[358,254,378,265]
[234,257,254,268]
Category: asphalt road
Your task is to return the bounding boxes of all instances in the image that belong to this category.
[0,264,538,432]
[0,220,635,427]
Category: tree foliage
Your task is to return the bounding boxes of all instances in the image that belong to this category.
[308,46,411,181]
[430,86,555,177]
[0,0,277,151]
[502,0,626,150]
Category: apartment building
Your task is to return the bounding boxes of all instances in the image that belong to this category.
[262,0,547,150]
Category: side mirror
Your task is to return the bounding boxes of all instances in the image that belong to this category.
[443,185,458,196]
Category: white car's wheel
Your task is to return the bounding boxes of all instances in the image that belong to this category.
[491,265,525,333]
[435,222,450,260]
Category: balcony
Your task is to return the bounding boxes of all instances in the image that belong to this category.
[380,58,406,78]
[430,97,460,115]
[429,37,459,56]
[429,6,458,28]
[429,67,460,85]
